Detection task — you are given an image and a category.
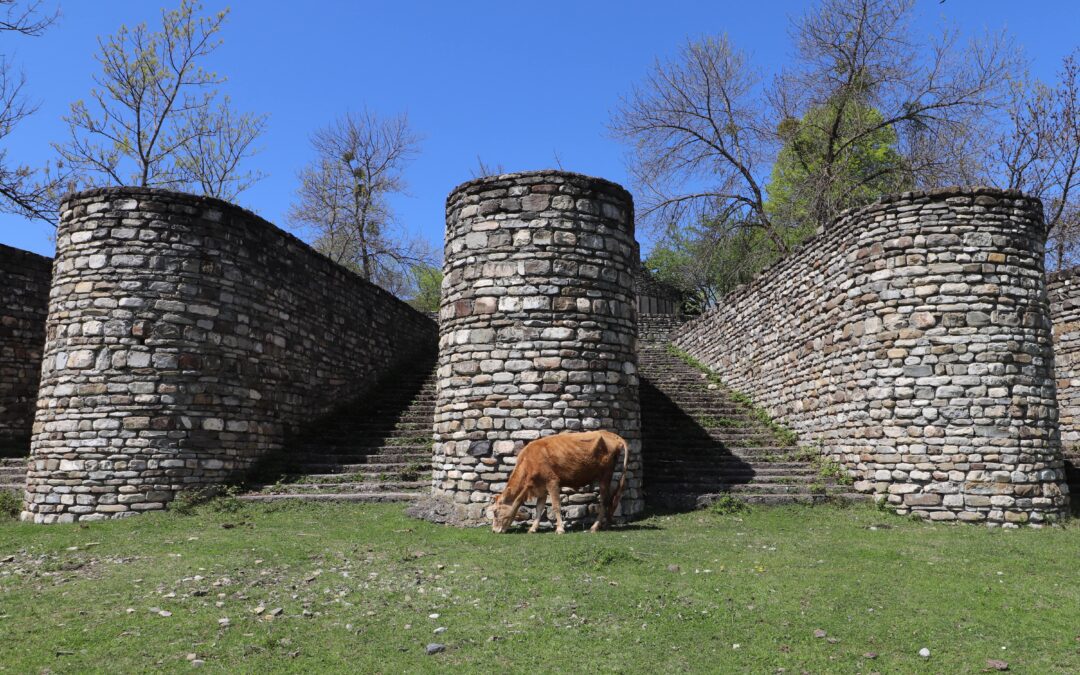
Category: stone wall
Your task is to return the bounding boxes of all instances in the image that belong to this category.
[24,187,437,523]
[1047,268,1080,502]
[0,244,52,451]
[431,170,642,527]
[673,187,1068,525]
[1048,268,1080,447]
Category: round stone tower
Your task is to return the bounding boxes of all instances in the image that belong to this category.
[432,170,642,527]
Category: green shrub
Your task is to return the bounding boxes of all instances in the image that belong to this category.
[0,491,21,519]
[709,494,749,515]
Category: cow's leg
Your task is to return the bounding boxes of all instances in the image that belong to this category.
[591,475,611,533]
[547,484,565,534]
[529,492,546,534]
[506,490,530,529]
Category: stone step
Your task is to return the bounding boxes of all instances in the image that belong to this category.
[288,443,431,453]
[649,491,868,509]
[643,446,802,457]
[247,480,428,493]
[647,482,833,495]
[238,492,421,503]
[282,462,427,474]
[279,451,431,464]
[646,469,813,480]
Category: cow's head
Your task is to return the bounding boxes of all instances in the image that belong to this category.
[488,493,514,533]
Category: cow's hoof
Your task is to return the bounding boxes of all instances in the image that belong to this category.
[556,528,565,535]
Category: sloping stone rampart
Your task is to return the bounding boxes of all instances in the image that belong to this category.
[0,244,52,450]
[432,170,642,527]
[673,187,1069,525]
[23,187,437,523]
[1049,268,1080,447]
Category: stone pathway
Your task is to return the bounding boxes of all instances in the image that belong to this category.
[238,357,436,504]
[639,344,864,510]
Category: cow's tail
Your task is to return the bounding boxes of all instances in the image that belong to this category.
[609,436,630,517]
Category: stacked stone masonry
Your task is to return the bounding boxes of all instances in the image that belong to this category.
[24,187,436,523]
[433,170,642,527]
[673,187,1069,525]
[1048,268,1080,447]
[0,244,52,449]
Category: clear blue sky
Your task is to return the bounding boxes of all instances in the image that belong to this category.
[2,0,1079,259]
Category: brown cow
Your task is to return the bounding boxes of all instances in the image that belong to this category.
[487,430,630,534]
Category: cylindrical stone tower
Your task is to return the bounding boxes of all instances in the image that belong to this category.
[433,170,641,527]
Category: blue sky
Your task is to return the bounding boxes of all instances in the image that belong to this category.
[2,0,1079,260]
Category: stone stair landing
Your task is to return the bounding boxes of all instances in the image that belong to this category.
[639,344,863,510]
[239,358,436,504]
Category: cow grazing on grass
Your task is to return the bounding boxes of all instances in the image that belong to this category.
[487,430,630,534]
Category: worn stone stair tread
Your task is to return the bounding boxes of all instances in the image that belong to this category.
[238,492,421,503]
[249,480,428,492]
[637,343,837,511]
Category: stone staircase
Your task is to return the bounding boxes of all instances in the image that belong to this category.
[239,357,436,504]
[1,456,25,496]
[638,344,863,510]
[1065,449,1080,515]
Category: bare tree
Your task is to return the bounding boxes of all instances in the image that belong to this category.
[289,109,432,290]
[469,155,505,179]
[0,0,60,221]
[982,51,1080,270]
[176,97,267,201]
[611,35,781,249]
[54,0,265,200]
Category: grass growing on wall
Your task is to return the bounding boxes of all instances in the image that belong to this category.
[0,501,1078,672]
[665,344,799,446]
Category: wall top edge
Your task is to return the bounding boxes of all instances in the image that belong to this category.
[1048,266,1080,285]
[674,185,1046,335]
[56,186,437,329]
[446,169,632,204]
[0,242,53,264]
[59,185,265,223]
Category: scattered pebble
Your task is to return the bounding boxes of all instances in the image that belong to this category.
[667,564,680,573]
[813,629,827,638]
[919,647,931,658]
[428,613,440,619]
[426,643,446,655]
[863,652,877,659]
[218,618,230,627]
[191,660,205,668]
[826,637,839,644]
[986,659,1009,671]
[270,608,283,617]
[434,627,447,634]
[158,610,172,617]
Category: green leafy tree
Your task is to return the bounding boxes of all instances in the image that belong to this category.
[766,101,908,234]
[407,264,442,313]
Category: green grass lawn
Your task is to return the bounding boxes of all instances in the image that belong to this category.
[1,500,1077,673]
